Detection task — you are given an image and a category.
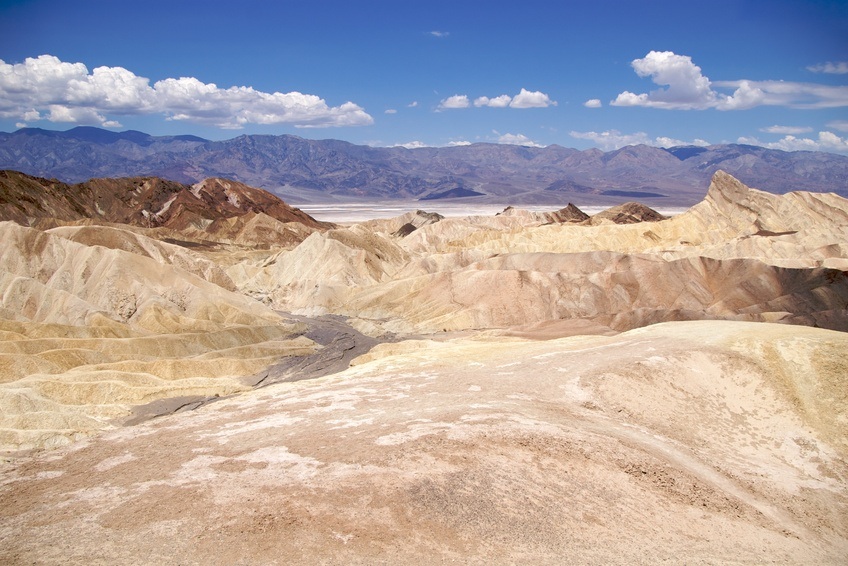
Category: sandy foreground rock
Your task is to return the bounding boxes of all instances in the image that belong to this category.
[1,321,846,564]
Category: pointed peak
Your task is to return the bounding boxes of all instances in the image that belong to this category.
[706,170,752,202]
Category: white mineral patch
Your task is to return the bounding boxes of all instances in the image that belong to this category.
[94,452,136,472]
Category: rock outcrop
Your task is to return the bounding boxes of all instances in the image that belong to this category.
[0,170,331,247]
[584,201,666,225]
[0,220,316,450]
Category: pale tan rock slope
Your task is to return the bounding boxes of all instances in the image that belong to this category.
[1,321,846,564]
[0,221,316,451]
[246,171,848,333]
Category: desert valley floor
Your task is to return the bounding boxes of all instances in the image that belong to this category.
[0,170,847,564]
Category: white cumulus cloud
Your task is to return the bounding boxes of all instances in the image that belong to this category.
[737,131,848,155]
[509,88,556,108]
[70,65,159,113]
[438,94,470,110]
[385,109,397,114]
[442,89,555,110]
[584,99,602,108]
[447,140,472,146]
[394,141,429,149]
[611,51,718,110]
[612,51,848,111]
[0,54,156,128]
[807,61,848,74]
[0,54,373,129]
[497,132,544,147]
[154,76,373,129]
[46,105,120,128]
[474,94,512,108]
[570,130,650,150]
[570,129,710,151]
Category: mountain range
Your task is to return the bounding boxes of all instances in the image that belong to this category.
[2,126,847,205]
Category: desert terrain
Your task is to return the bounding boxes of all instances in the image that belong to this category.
[0,170,847,564]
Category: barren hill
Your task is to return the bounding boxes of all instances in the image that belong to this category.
[242,171,848,334]
[0,170,329,230]
[0,170,847,563]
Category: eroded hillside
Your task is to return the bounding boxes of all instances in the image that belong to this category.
[0,170,846,564]
[242,171,848,334]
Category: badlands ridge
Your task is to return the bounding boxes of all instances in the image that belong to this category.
[0,170,847,563]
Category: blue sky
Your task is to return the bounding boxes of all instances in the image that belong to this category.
[1,0,847,153]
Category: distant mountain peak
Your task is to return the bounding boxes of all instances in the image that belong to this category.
[1,126,846,205]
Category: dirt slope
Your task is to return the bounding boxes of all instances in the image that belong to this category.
[0,221,316,450]
[1,321,845,564]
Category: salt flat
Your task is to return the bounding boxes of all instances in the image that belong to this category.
[296,200,689,223]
